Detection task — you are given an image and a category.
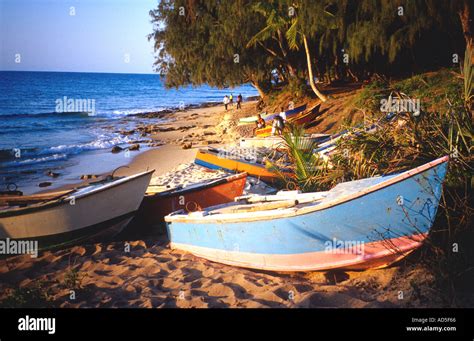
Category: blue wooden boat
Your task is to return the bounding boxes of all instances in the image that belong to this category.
[165,156,449,272]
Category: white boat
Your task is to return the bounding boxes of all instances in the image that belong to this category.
[239,134,330,149]
[238,104,307,124]
[0,170,154,250]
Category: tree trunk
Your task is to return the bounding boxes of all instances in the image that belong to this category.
[347,68,360,82]
[458,0,473,58]
[287,64,297,78]
[277,30,297,77]
[251,81,267,99]
[303,35,328,102]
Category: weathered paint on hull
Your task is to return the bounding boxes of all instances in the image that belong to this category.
[166,157,448,272]
[5,212,136,252]
[170,233,426,271]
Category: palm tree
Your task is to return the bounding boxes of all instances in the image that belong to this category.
[247,1,328,102]
[246,2,298,80]
[285,3,330,102]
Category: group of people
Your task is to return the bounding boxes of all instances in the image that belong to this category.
[254,106,287,136]
[223,93,243,110]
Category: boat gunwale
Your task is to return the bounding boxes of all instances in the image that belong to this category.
[262,103,308,122]
[0,169,155,218]
[166,156,449,224]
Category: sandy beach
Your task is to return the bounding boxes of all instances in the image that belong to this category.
[0,238,451,308]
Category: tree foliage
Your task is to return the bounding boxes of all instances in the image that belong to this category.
[149,0,468,95]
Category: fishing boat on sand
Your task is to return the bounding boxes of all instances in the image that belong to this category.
[239,134,330,149]
[255,104,320,137]
[137,172,247,226]
[238,103,307,124]
[165,156,448,272]
[194,147,288,184]
[0,170,154,250]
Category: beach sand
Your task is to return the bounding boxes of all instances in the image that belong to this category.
[0,99,458,308]
[0,240,447,308]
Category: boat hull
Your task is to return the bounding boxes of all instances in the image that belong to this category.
[240,136,309,149]
[170,233,425,271]
[240,134,329,149]
[167,157,448,272]
[195,149,281,184]
[138,173,247,227]
[255,105,319,137]
[238,104,307,124]
[0,171,153,250]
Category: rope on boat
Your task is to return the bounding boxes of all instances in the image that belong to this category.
[110,166,130,179]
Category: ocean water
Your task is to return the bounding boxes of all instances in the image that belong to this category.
[0,71,257,193]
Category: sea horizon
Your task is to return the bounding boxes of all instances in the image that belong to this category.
[1,69,157,75]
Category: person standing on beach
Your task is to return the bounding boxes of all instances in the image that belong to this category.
[223,95,230,110]
[229,93,234,106]
[278,106,287,121]
[271,115,285,136]
[236,94,242,109]
[270,107,286,136]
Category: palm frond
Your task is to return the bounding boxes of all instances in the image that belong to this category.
[267,123,325,192]
[463,45,473,105]
[247,25,275,48]
[285,19,300,51]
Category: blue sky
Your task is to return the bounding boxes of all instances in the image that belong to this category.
[0,0,158,73]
